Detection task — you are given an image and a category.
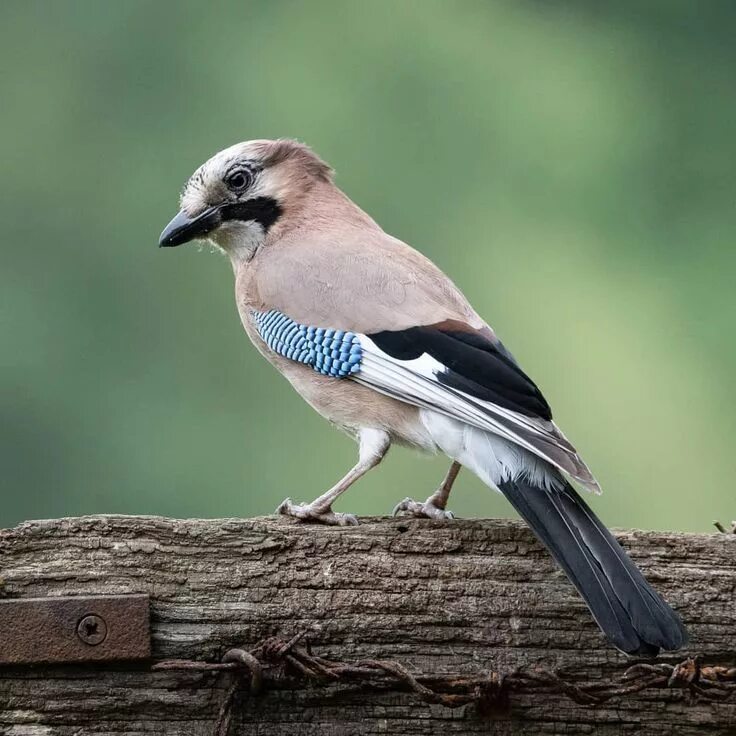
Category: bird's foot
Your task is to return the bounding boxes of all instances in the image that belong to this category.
[392,497,455,521]
[276,498,359,526]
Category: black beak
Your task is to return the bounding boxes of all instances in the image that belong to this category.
[158,206,223,248]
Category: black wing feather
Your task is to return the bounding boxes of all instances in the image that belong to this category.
[368,327,552,420]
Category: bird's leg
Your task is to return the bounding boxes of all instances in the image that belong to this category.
[277,428,390,526]
[393,461,461,521]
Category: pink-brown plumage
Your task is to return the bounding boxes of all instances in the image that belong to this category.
[159,139,687,654]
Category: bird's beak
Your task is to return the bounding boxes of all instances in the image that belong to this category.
[158,206,223,248]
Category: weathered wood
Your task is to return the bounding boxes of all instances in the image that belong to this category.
[0,515,734,735]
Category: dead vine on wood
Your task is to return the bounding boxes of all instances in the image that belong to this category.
[714,520,736,534]
[152,632,736,736]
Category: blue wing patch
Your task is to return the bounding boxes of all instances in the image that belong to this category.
[252,310,362,378]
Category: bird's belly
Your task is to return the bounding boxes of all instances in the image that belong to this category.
[283,358,436,450]
[241,313,436,450]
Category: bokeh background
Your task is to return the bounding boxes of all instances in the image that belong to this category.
[2,1,734,531]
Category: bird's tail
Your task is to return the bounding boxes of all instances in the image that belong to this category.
[498,477,688,655]
[421,413,688,654]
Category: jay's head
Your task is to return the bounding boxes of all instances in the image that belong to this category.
[159,139,333,255]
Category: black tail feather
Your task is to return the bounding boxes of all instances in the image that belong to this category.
[499,478,688,655]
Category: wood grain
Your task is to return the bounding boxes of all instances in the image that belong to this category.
[1,515,734,735]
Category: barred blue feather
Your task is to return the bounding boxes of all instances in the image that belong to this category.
[252,309,362,378]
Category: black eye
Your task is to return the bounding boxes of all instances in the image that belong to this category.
[226,170,251,192]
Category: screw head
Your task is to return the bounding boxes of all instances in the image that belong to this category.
[77,614,107,645]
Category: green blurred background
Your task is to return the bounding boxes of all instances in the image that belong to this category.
[2,1,734,531]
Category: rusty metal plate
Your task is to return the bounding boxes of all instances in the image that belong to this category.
[0,594,150,665]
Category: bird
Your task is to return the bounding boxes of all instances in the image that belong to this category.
[159,138,687,656]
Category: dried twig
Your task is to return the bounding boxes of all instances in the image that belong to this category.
[714,520,736,534]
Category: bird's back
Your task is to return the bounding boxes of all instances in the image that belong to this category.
[238,182,485,336]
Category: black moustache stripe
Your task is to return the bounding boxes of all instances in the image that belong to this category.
[219,197,283,232]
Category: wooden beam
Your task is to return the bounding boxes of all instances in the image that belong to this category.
[0,515,734,734]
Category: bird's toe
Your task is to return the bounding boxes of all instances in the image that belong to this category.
[391,497,418,516]
[277,498,358,526]
[276,497,297,515]
[332,512,359,527]
[392,497,454,521]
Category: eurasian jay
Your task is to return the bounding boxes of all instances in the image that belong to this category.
[159,139,687,655]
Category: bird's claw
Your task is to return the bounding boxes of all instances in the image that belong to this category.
[392,497,455,521]
[277,497,359,526]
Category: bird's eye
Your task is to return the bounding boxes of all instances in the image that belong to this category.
[226,170,251,192]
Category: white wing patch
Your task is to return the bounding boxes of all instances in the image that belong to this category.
[354,335,601,493]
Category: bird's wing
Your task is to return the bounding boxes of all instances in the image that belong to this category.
[249,229,599,491]
[354,325,600,492]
